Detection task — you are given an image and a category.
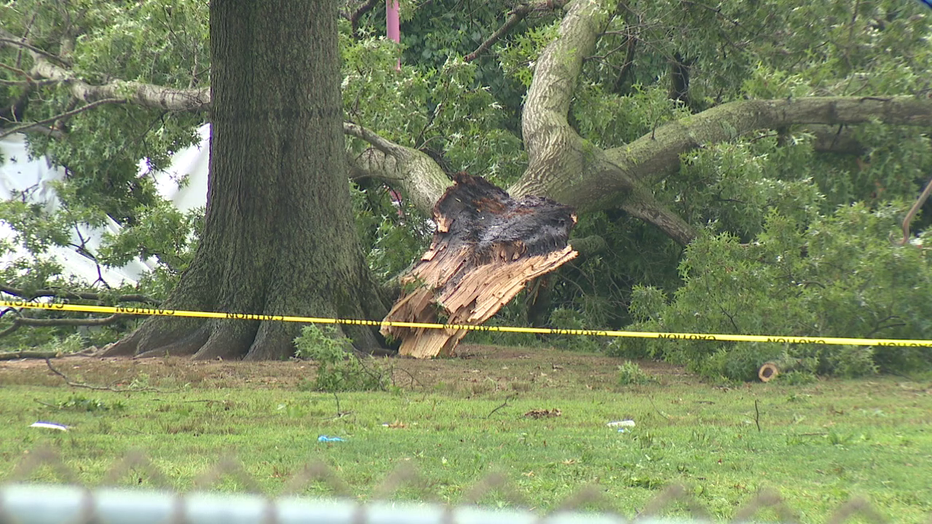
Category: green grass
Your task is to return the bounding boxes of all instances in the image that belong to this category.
[0,353,930,522]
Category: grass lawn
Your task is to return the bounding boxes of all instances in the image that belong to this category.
[1,344,930,522]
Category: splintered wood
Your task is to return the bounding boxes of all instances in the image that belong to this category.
[382,173,577,358]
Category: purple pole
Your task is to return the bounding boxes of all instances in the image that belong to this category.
[387,0,400,70]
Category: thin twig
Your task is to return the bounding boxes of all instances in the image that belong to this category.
[465,0,567,62]
[45,358,120,391]
[394,366,426,389]
[333,392,342,416]
[754,399,761,432]
[0,98,126,140]
[648,394,670,420]
[486,393,516,418]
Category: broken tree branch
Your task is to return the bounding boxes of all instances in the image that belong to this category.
[0,350,84,360]
[511,0,698,243]
[2,314,123,328]
[507,0,932,245]
[383,173,577,358]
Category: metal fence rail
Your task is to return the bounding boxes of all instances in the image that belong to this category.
[1,484,690,524]
[0,448,895,524]
[0,482,894,524]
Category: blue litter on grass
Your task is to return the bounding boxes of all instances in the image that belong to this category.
[318,436,345,442]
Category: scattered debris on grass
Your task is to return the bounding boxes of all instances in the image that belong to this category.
[524,408,562,419]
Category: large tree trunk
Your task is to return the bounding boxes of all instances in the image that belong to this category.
[104,0,386,360]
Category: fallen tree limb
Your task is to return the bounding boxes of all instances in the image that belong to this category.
[1,285,158,304]
[0,350,72,360]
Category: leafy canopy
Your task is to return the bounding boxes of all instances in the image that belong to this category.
[1,0,931,378]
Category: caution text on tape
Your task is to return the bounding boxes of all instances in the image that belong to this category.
[1,300,931,347]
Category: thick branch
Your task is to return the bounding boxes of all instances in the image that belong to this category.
[5,314,122,328]
[345,0,380,39]
[0,29,210,112]
[29,57,210,112]
[511,0,623,207]
[605,96,932,188]
[621,189,696,245]
[345,122,452,215]
[521,0,602,160]
[509,1,697,241]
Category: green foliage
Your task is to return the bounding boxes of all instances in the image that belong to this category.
[44,333,86,355]
[98,202,202,275]
[294,324,387,392]
[617,361,657,385]
[548,307,604,353]
[3,0,932,370]
[628,205,932,380]
[4,358,932,520]
[498,21,560,89]
[57,394,125,412]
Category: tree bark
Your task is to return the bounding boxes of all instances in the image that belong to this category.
[382,174,577,358]
[104,0,386,360]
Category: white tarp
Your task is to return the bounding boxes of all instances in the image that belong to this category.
[0,125,211,287]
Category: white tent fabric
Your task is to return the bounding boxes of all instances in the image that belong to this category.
[0,125,211,287]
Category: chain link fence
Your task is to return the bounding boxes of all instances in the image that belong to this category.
[0,447,893,524]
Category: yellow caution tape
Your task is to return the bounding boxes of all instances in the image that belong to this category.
[1,299,931,347]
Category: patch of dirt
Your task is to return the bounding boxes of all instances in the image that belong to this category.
[0,344,691,393]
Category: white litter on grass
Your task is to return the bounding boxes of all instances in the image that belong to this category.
[30,421,69,431]
[606,419,636,428]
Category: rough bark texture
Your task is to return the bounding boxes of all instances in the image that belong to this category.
[344,122,452,215]
[104,0,386,360]
[382,174,577,358]
[507,0,696,244]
